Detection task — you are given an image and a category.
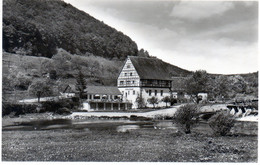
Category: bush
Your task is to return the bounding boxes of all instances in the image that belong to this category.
[40,98,80,113]
[136,95,145,109]
[41,99,73,113]
[2,102,38,116]
[209,111,235,136]
[250,101,258,110]
[174,104,198,134]
[56,107,72,115]
[15,76,32,90]
[49,70,57,80]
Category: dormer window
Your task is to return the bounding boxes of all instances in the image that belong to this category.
[127,65,130,68]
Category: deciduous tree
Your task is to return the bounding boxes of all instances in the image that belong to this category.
[147,96,158,108]
[174,104,198,134]
[162,96,171,107]
[185,70,209,103]
[29,80,53,102]
[136,94,145,109]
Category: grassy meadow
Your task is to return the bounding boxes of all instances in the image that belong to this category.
[2,114,258,162]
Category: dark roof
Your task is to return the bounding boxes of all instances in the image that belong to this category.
[84,86,122,95]
[129,56,172,80]
[63,84,76,93]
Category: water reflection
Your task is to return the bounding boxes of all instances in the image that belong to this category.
[116,125,140,132]
[2,118,257,135]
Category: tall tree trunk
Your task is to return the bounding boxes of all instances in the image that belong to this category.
[37,93,41,103]
[185,123,191,134]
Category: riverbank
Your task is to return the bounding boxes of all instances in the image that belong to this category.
[2,107,258,162]
[68,106,180,119]
[2,126,257,162]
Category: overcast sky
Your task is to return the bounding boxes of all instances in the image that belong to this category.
[64,0,258,74]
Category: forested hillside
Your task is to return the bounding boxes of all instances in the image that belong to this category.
[3,0,138,59]
[2,50,124,101]
[2,0,257,103]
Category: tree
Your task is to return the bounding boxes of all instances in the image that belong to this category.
[138,48,149,57]
[147,96,158,108]
[209,111,235,136]
[208,75,230,101]
[185,70,209,102]
[89,61,100,79]
[161,96,171,107]
[76,70,87,98]
[29,80,53,102]
[174,104,198,134]
[136,94,145,109]
[49,70,57,80]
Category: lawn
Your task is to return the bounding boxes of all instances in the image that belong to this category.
[2,117,257,162]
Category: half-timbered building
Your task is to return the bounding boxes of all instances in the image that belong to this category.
[117,56,172,108]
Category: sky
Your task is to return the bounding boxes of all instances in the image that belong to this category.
[63,0,258,74]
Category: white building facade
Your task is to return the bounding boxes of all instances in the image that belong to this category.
[117,56,172,109]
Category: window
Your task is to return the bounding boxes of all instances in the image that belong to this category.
[133,90,135,95]
[126,81,131,84]
[128,91,130,95]
[120,81,124,85]
[161,90,163,96]
[132,81,135,84]
[155,90,157,96]
[130,72,132,76]
[125,73,127,76]
[149,90,152,96]
[94,95,100,100]
[127,65,130,68]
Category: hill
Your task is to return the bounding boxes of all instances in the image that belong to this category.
[3,0,138,59]
[2,0,257,103]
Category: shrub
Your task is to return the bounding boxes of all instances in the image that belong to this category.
[15,76,32,90]
[56,107,72,115]
[40,97,80,114]
[136,95,145,108]
[41,99,73,113]
[174,104,198,134]
[49,70,57,80]
[170,97,178,105]
[250,101,258,110]
[209,111,235,136]
[2,102,38,116]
